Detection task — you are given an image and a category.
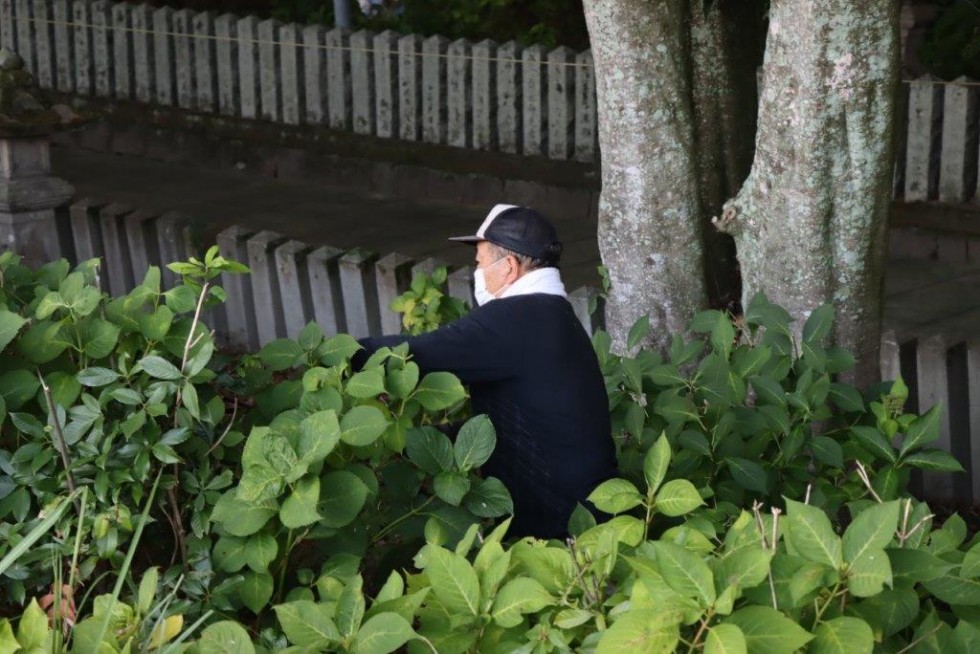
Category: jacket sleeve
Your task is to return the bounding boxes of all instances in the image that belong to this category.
[357,303,520,384]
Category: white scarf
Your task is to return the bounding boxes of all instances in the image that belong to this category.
[499,267,567,299]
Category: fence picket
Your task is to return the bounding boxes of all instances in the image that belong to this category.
[374,30,399,138]
[939,77,979,203]
[472,39,497,151]
[905,75,944,201]
[33,0,53,87]
[326,28,352,130]
[236,15,259,119]
[522,44,547,157]
[0,0,15,53]
[548,46,574,160]
[111,2,131,99]
[258,19,280,121]
[302,25,327,124]
[172,9,194,109]
[214,13,238,115]
[397,34,422,141]
[152,6,174,105]
[131,4,154,102]
[217,225,258,350]
[247,231,287,345]
[307,246,347,336]
[192,11,217,112]
[375,252,414,334]
[280,22,305,125]
[351,30,376,135]
[447,38,472,148]
[52,0,73,92]
[339,249,380,338]
[275,240,314,338]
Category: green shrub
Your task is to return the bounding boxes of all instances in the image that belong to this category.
[920,1,980,81]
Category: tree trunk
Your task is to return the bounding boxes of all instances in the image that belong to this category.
[715,0,900,386]
[689,1,767,310]
[583,0,707,353]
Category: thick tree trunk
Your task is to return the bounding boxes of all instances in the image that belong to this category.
[583,0,707,353]
[715,0,900,386]
[689,2,767,310]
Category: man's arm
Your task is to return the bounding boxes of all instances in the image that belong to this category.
[356,303,518,384]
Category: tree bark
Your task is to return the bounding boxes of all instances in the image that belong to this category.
[715,0,900,386]
[583,0,707,353]
[689,1,767,310]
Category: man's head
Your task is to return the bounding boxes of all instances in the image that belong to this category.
[449,204,562,303]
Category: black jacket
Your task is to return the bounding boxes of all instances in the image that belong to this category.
[358,293,616,539]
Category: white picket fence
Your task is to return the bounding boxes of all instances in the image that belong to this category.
[3,0,978,204]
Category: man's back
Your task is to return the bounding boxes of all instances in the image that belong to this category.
[361,293,617,538]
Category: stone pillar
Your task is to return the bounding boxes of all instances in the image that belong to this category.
[0,136,74,266]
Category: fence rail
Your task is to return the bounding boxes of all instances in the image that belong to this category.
[2,0,978,203]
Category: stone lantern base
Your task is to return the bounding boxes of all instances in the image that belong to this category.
[0,136,74,267]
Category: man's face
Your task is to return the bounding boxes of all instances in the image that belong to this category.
[475,241,519,297]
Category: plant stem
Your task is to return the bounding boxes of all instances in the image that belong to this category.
[180,280,210,375]
[37,371,80,512]
[166,480,189,569]
[276,529,296,605]
[372,496,435,544]
[688,610,715,652]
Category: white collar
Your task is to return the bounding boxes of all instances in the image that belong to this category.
[499,267,567,300]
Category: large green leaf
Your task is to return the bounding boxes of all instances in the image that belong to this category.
[319,470,370,528]
[725,606,813,654]
[273,600,340,648]
[433,471,470,506]
[705,623,746,654]
[0,309,26,352]
[849,427,896,463]
[259,338,304,371]
[413,372,466,411]
[842,501,900,564]
[197,621,256,654]
[651,541,716,608]
[491,577,555,628]
[453,414,496,471]
[297,410,341,464]
[405,427,455,475]
[887,548,954,585]
[16,598,48,650]
[802,305,835,344]
[213,534,249,573]
[426,546,480,616]
[961,541,980,579]
[317,333,361,366]
[588,478,643,515]
[239,570,274,614]
[139,355,182,380]
[899,405,941,456]
[785,499,842,570]
[350,612,414,654]
[643,435,671,494]
[211,490,277,537]
[464,477,513,518]
[340,406,389,446]
[861,589,918,637]
[18,319,69,363]
[727,458,768,494]
[715,547,773,593]
[346,367,386,399]
[595,609,680,654]
[810,617,872,654]
[846,548,892,598]
[280,476,322,528]
[337,576,366,638]
[923,574,980,605]
[655,479,704,517]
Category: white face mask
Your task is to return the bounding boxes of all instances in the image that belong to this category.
[473,257,507,306]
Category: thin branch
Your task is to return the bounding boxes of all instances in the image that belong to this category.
[37,371,80,512]
[180,281,210,374]
[206,397,238,456]
[854,461,882,503]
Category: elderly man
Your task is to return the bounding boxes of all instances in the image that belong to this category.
[358,204,616,539]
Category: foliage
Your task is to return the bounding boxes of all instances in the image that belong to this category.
[390,267,468,336]
[598,293,959,523]
[920,0,980,80]
[0,248,246,610]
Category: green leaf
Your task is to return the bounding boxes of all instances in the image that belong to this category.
[962,541,980,579]
[320,470,370,528]
[274,601,340,648]
[643,435,671,494]
[81,318,120,359]
[297,410,341,464]
[727,458,768,494]
[346,367,386,399]
[902,450,964,472]
[298,322,325,351]
[842,501,900,564]
[655,479,704,517]
[413,372,466,411]
[182,382,200,418]
[862,589,918,637]
[464,477,513,518]
[239,570,274,613]
[810,617,872,654]
[211,489,277,537]
[197,620,256,654]
[900,405,941,456]
[386,362,420,399]
[405,427,454,475]
[705,624,746,654]
[923,574,980,605]
[492,577,555,628]
[887,547,953,584]
[16,598,48,649]
[0,309,27,352]
[259,338,304,371]
[651,540,716,607]
[587,478,644,515]
[318,334,361,366]
[454,414,496,471]
[715,547,772,594]
[18,319,68,363]
[426,546,480,616]
[139,305,174,341]
[725,606,813,654]
[77,367,120,387]
[281,476,322,528]
[595,609,679,653]
[340,406,389,446]
[627,315,650,351]
[785,499,842,570]
[802,305,834,344]
[245,533,278,573]
[434,471,470,506]
[849,426,896,463]
[810,436,843,468]
[138,567,159,613]
[0,619,18,653]
[351,612,414,654]
[214,535,249,573]
[337,577,366,638]
[139,355,182,380]
[846,548,892,597]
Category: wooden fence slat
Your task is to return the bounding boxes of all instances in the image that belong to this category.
[302,24,327,124]
[236,15,259,119]
[111,1,132,99]
[123,208,161,281]
[258,18,281,121]
[0,0,15,53]
[447,38,472,148]
[375,252,414,334]
[573,50,597,163]
[214,13,238,116]
[326,28,352,130]
[374,30,399,138]
[280,23,305,125]
[351,29,376,135]
[905,75,944,202]
[916,334,955,500]
[152,6,174,105]
[472,39,496,151]
[99,202,136,296]
[939,77,979,203]
[522,44,547,157]
[14,0,33,74]
[33,0,54,88]
[52,0,73,92]
[397,33,422,141]
[275,240,314,338]
[307,246,347,336]
[422,35,448,144]
[72,0,95,96]
[217,225,258,350]
[173,9,194,109]
[69,198,106,265]
[192,11,217,112]
[131,4,154,103]
[247,231,287,345]
[92,0,113,97]
[547,46,574,160]
[339,249,380,338]
[497,40,522,154]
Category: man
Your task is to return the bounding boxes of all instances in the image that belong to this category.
[357,204,616,539]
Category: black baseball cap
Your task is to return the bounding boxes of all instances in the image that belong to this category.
[449,204,563,264]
